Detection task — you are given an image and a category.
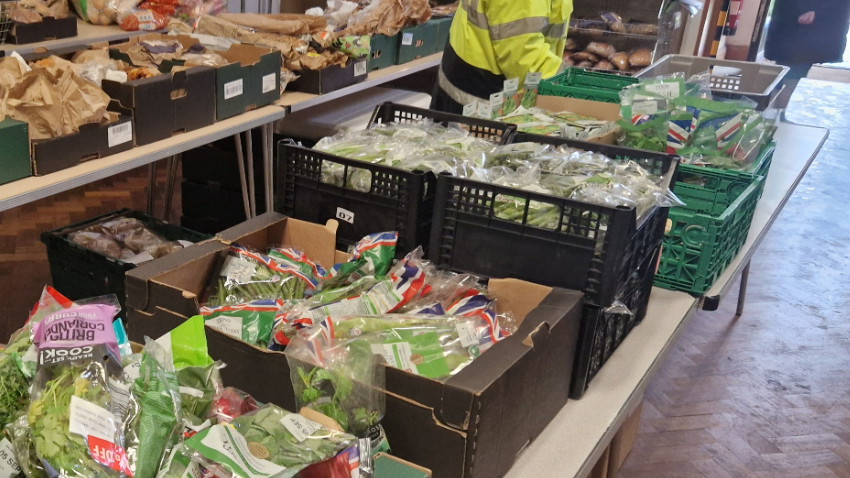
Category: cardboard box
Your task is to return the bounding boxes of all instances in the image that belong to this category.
[212,44,281,121]
[375,454,432,478]
[591,447,610,478]
[608,399,643,476]
[288,58,369,95]
[397,22,439,64]
[104,34,216,145]
[534,95,622,145]
[9,17,77,45]
[125,213,338,322]
[128,256,582,478]
[430,16,453,53]
[369,34,400,72]
[31,116,135,175]
[0,118,31,185]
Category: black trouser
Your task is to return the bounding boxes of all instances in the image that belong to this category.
[430,84,465,115]
[430,43,505,115]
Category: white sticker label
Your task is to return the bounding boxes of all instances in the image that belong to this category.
[0,439,21,478]
[632,100,659,115]
[136,11,155,22]
[177,240,194,247]
[281,414,323,443]
[336,207,355,224]
[456,322,479,348]
[182,460,204,478]
[108,122,132,148]
[262,73,276,93]
[525,71,542,87]
[224,79,244,100]
[463,103,477,117]
[123,251,154,265]
[179,386,205,398]
[503,78,519,94]
[490,92,504,109]
[69,396,117,443]
[200,425,285,478]
[371,342,417,375]
[401,32,414,45]
[354,61,368,77]
[221,256,256,283]
[477,100,492,119]
[123,356,142,382]
[644,82,680,98]
[206,315,243,340]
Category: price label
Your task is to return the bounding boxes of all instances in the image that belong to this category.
[69,396,116,443]
[336,207,355,224]
[88,436,132,475]
[456,322,479,348]
[220,256,256,283]
[206,315,243,340]
[644,81,680,98]
[224,79,244,100]
[0,439,21,478]
[107,122,132,148]
[262,73,277,93]
[354,61,368,77]
[281,414,323,442]
[503,78,519,94]
[525,71,542,87]
[462,103,477,117]
[401,33,414,46]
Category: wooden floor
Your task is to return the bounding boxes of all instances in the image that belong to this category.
[0,79,849,477]
[620,80,850,477]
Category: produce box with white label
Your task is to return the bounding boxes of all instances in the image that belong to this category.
[210,44,281,121]
[40,209,211,318]
[31,115,135,176]
[288,57,369,95]
[397,22,439,64]
[126,212,583,478]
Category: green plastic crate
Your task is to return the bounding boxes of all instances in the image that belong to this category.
[539,68,639,103]
[398,22,439,64]
[674,142,775,216]
[369,33,400,72]
[655,177,764,295]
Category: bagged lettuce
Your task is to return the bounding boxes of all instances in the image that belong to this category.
[181,404,355,478]
[323,231,397,287]
[199,300,281,348]
[29,303,132,478]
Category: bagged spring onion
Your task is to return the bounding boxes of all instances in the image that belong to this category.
[200,299,281,348]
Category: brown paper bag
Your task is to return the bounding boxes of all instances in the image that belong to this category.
[217,13,327,35]
[346,0,405,36]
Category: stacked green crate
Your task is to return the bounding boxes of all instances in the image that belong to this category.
[538,68,639,103]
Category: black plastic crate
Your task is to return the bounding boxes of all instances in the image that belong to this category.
[277,102,516,255]
[430,133,677,307]
[41,209,211,317]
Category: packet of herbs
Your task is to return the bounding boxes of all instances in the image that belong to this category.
[678,96,768,169]
[27,303,133,478]
[286,326,387,474]
[177,404,356,478]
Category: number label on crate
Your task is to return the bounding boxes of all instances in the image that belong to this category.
[107,122,133,148]
[354,61,368,77]
[262,73,277,93]
[402,33,414,46]
[224,79,244,100]
[336,207,355,224]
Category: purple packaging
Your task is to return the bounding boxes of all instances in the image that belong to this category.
[33,304,121,360]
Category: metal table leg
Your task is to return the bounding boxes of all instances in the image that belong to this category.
[262,123,273,212]
[735,261,751,317]
[162,155,179,222]
[146,162,157,216]
[245,130,257,217]
[234,134,251,219]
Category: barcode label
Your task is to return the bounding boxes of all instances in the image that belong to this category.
[262,73,276,93]
[224,79,243,100]
[108,122,132,148]
[108,378,131,422]
[402,33,414,45]
[354,61,367,77]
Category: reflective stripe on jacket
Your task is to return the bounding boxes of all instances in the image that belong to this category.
[449,0,572,83]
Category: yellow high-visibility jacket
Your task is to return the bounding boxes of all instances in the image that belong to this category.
[452,0,571,81]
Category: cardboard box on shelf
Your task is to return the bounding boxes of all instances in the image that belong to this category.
[534,95,622,145]
[9,17,77,45]
[0,118,31,185]
[608,399,644,476]
[430,16,453,53]
[103,34,216,145]
[31,116,135,175]
[397,22,439,64]
[214,44,281,121]
[126,213,583,478]
[125,213,338,324]
[369,33,400,72]
[288,58,369,95]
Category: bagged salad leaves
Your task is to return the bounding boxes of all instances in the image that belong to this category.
[29,303,132,478]
[323,231,397,288]
[678,96,768,169]
[206,388,258,424]
[200,300,282,349]
[180,404,355,478]
[205,245,316,306]
[497,106,615,140]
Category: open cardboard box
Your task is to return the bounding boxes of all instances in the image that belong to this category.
[126,212,583,478]
[125,213,339,326]
[102,34,216,146]
[533,95,621,145]
[31,115,135,175]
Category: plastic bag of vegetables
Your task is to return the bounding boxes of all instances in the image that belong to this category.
[180,404,356,478]
[200,300,282,348]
